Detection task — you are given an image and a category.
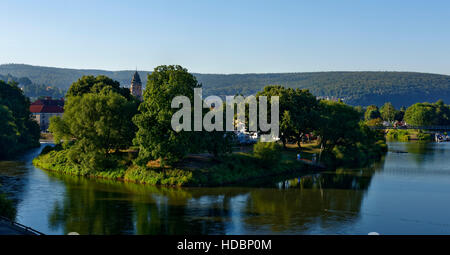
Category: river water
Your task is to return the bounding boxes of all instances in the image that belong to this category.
[0,142,450,235]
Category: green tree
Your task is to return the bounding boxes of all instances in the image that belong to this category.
[395,106,406,121]
[0,105,19,159]
[380,102,396,122]
[316,100,362,152]
[434,100,450,125]
[50,77,138,170]
[0,80,40,159]
[253,141,282,167]
[66,75,132,100]
[364,105,381,121]
[133,65,203,166]
[316,100,386,166]
[256,85,319,148]
[404,103,438,126]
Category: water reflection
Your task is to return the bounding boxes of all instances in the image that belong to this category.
[1,142,450,234]
[44,159,382,234]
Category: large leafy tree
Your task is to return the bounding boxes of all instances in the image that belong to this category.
[0,80,40,159]
[66,75,132,100]
[0,105,19,158]
[50,76,138,170]
[434,100,450,125]
[133,65,203,166]
[316,100,362,152]
[316,100,386,166]
[404,102,438,126]
[380,102,396,122]
[256,85,319,148]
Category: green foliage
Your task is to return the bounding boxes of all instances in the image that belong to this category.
[380,102,396,122]
[0,80,40,159]
[202,131,235,157]
[124,167,193,186]
[49,76,138,171]
[404,100,450,126]
[316,100,387,167]
[253,142,282,167]
[365,117,383,127]
[133,65,203,166]
[416,131,432,141]
[395,107,406,121]
[256,85,320,147]
[66,75,132,100]
[317,101,361,151]
[386,129,411,141]
[0,73,65,100]
[33,150,193,186]
[364,105,381,121]
[386,129,432,141]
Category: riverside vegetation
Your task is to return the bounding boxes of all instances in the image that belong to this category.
[0,80,40,219]
[363,100,450,141]
[32,65,387,187]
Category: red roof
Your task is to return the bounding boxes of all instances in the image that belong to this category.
[30,105,64,113]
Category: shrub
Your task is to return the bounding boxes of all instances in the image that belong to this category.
[253,142,282,167]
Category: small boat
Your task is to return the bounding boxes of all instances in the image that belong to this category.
[435,134,449,142]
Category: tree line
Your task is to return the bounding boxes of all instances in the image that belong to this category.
[363,100,450,126]
[0,73,65,100]
[2,64,450,108]
[48,65,386,171]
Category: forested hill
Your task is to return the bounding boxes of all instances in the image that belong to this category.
[1,64,450,107]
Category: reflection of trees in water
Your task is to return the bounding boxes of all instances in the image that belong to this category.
[47,160,385,234]
[244,161,383,233]
[48,176,136,234]
[47,174,247,234]
[0,149,42,220]
[401,142,448,166]
[0,161,28,215]
[403,142,435,165]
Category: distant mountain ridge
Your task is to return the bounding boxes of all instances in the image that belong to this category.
[1,63,450,107]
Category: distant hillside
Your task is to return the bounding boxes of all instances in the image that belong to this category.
[0,72,65,100]
[1,64,450,107]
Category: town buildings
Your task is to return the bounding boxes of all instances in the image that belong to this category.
[30,97,64,131]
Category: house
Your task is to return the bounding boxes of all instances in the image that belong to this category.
[30,97,64,131]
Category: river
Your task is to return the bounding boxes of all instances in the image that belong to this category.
[0,142,450,234]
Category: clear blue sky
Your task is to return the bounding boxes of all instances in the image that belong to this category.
[1,0,450,74]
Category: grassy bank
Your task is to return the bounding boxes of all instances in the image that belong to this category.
[33,139,387,187]
[33,145,315,187]
[386,129,432,141]
[33,149,194,186]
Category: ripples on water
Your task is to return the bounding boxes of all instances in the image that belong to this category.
[0,142,450,234]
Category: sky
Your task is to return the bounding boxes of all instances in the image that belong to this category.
[1,0,450,74]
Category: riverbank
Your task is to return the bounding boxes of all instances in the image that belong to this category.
[32,145,320,187]
[386,129,433,141]
[33,138,387,187]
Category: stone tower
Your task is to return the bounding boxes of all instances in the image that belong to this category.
[130,71,143,101]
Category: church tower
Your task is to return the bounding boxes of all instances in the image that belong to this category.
[130,71,143,101]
